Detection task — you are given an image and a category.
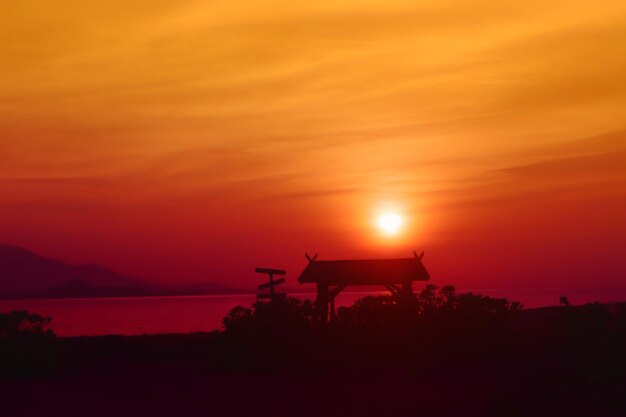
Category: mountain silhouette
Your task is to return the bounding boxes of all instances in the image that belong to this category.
[0,244,141,294]
[37,279,145,298]
[0,244,245,298]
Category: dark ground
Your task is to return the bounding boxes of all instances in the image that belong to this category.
[1,302,625,417]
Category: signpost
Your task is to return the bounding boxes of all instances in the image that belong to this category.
[255,267,286,301]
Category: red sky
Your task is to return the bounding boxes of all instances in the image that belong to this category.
[1,1,625,291]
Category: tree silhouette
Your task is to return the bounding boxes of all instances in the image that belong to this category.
[0,310,55,339]
[0,310,56,376]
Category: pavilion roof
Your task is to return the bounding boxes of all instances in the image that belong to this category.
[297,256,430,286]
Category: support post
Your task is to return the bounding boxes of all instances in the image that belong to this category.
[329,285,346,321]
[316,283,330,324]
[401,280,413,295]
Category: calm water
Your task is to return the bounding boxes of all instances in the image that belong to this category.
[1,288,625,337]
[0,292,370,337]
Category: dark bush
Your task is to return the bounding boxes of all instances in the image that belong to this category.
[220,297,317,369]
[0,310,55,339]
[335,285,521,327]
[0,310,56,377]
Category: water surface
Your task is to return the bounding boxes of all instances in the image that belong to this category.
[1,288,624,336]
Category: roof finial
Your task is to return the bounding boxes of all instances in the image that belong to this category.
[413,250,424,260]
[305,253,318,263]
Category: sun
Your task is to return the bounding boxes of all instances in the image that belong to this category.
[377,212,403,235]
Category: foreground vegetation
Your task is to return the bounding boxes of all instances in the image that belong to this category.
[1,286,625,416]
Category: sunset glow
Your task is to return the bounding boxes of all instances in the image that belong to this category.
[2,3,625,415]
[0,0,625,292]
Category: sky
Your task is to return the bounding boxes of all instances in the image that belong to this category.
[1,0,625,292]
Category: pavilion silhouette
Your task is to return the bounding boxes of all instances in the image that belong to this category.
[297,251,430,323]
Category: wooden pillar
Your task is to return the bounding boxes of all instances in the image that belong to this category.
[316,283,330,324]
[329,285,346,321]
[402,280,413,295]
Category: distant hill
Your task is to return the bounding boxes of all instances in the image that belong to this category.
[0,245,142,294]
[0,244,247,299]
[36,279,146,299]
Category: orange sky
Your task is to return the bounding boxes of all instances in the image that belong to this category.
[1,0,625,290]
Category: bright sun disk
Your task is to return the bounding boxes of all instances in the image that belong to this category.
[378,213,403,235]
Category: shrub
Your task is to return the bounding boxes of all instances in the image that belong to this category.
[0,310,55,339]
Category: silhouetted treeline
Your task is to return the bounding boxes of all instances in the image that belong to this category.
[1,288,625,416]
[216,286,624,374]
[0,310,56,376]
[216,286,524,367]
[213,287,626,415]
[0,310,54,339]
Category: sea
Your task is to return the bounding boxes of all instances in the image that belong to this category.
[1,288,625,337]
